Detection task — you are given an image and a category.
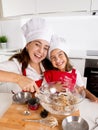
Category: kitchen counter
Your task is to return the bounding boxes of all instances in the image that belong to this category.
[79,99,98,130]
[0,93,98,129]
[0,93,79,130]
[0,93,12,117]
[0,48,21,55]
[69,50,98,59]
[0,48,21,62]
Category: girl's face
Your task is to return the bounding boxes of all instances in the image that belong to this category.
[26,39,49,65]
[50,49,67,71]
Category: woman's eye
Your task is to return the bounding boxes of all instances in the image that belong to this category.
[35,43,40,46]
[44,47,49,51]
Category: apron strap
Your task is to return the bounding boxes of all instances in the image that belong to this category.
[22,68,42,88]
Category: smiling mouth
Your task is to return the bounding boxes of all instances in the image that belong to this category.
[56,61,64,66]
[34,53,42,59]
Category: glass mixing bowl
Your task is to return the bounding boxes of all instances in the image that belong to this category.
[36,82,86,115]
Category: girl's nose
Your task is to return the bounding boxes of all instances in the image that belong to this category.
[55,57,60,62]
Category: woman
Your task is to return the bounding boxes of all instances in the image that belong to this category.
[43,35,98,102]
[0,17,53,93]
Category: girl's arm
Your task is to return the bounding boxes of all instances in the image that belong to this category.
[84,87,98,102]
[76,70,98,102]
[76,86,98,102]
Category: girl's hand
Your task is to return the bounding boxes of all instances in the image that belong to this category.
[51,82,66,92]
[75,86,98,103]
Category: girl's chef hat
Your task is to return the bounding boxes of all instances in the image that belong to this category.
[22,17,53,45]
[48,34,69,59]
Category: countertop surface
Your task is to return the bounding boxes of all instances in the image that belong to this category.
[0,48,21,55]
[0,93,98,130]
[69,50,98,59]
[0,93,12,117]
[0,93,79,130]
[79,99,98,130]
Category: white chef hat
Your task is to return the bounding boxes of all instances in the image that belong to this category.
[48,35,69,59]
[21,17,53,45]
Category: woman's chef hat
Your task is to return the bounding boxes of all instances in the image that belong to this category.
[22,17,53,45]
[48,34,69,59]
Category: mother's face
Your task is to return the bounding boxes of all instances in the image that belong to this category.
[26,39,50,64]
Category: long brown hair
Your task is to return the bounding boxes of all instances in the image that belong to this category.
[64,53,73,71]
[9,47,53,73]
[9,48,29,73]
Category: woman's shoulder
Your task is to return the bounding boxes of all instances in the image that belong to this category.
[0,58,22,72]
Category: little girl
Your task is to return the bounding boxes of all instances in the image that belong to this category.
[43,35,98,102]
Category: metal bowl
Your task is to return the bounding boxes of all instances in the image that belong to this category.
[12,91,32,104]
[62,116,89,130]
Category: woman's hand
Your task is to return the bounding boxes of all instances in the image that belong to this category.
[16,75,40,93]
[0,70,39,93]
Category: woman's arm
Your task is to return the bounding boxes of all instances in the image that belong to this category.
[0,70,39,93]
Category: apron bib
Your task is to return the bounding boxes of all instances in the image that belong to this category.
[22,69,43,88]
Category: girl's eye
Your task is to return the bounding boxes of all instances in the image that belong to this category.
[59,53,62,56]
[51,57,56,61]
[59,52,64,57]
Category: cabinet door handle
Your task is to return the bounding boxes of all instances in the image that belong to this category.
[91,70,98,74]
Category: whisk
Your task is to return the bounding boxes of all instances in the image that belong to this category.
[23,116,58,128]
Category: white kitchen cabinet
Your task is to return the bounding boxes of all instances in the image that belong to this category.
[37,0,90,13]
[91,0,98,11]
[0,0,36,17]
[0,0,91,17]
[70,58,85,76]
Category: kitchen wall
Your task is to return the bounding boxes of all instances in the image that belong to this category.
[45,15,98,50]
[0,14,98,50]
[0,19,24,49]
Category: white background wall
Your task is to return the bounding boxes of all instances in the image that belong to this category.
[0,15,98,50]
[45,15,98,50]
[0,19,23,49]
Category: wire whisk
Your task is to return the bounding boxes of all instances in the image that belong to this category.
[23,116,58,128]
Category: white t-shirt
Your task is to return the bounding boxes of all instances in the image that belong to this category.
[75,69,84,87]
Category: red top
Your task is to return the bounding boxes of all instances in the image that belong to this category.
[44,69,77,90]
